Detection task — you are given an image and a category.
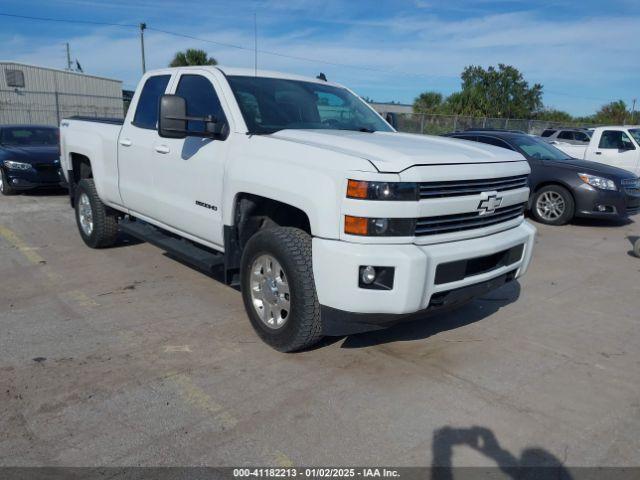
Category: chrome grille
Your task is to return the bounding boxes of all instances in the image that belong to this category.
[419,175,528,199]
[415,203,526,236]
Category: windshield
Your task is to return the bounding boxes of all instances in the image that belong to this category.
[226,76,393,134]
[629,129,640,145]
[0,127,58,146]
[511,135,572,161]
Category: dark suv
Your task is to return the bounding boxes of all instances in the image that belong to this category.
[444,130,640,225]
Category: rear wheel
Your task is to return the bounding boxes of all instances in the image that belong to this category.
[75,178,119,248]
[531,185,574,226]
[0,169,17,196]
[240,227,322,352]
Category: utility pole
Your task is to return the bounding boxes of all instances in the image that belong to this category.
[632,98,637,125]
[65,43,72,70]
[139,23,147,74]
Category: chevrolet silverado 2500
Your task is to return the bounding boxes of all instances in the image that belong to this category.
[59,66,536,352]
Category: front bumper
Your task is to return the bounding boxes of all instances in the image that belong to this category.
[574,184,640,219]
[2,165,63,190]
[313,221,536,335]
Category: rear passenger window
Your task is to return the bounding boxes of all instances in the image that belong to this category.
[541,129,556,137]
[476,136,514,150]
[557,131,574,140]
[574,132,589,142]
[133,75,171,129]
[175,75,226,133]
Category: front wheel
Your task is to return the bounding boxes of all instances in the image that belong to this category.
[0,169,17,196]
[74,178,119,248]
[240,227,322,352]
[531,185,574,226]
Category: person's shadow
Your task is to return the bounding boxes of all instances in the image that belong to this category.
[431,426,572,480]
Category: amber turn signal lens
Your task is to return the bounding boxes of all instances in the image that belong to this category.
[344,215,369,235]
[347,180,369,199]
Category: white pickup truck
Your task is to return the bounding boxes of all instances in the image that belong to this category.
[59,66,535,352]
[551,126,640,176]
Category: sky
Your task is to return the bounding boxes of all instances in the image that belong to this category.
[0,0,638,117]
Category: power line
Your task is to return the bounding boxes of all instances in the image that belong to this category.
[0,12,136,27]
[0,11,445,79]
[0,10,632,105]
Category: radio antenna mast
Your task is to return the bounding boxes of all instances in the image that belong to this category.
[253,12,258,76]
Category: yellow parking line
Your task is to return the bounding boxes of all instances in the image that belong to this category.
[0,225,45,265]
[168,372,238,430]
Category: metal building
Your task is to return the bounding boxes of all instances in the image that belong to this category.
[0,62,124,126]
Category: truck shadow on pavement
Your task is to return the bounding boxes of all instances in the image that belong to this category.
[338,280,521,349]
[430,425,572,479]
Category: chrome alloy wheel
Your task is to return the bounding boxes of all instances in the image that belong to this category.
[249,254,291,329]
[535,191,566,221]
[78,192,94,236]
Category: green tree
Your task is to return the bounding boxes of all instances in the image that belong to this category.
[593,100,629,124]
[413,91,443,113]
[169,49,217,67]
[456,64,543,118]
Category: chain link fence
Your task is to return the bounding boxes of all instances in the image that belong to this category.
[389,112,590,136]
[0,89,124,126]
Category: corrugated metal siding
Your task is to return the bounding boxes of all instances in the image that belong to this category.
[0,62,124,126]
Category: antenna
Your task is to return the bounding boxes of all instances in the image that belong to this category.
[253,12,257,76]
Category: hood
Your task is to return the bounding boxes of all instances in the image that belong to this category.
[545,158,636,179]
[0,145,60,164]
[269,130,524,173]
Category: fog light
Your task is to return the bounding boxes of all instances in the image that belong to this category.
[361,265,377,285]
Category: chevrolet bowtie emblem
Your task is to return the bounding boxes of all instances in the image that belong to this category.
[478,193,503,215]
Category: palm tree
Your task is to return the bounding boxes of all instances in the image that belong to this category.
[169,49,217,67]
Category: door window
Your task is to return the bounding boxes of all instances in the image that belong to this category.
[574,132,590,142]
[175,74,227,133]
[557,131,574,140]
[541,129,556,137]
[132,75,171,129]
[599,130,635,150]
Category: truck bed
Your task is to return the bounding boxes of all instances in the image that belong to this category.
[66,116,124,125]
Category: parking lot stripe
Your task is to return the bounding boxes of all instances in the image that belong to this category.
[168,372,238,430]
[0,225,45,265]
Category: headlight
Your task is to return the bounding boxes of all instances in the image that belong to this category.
[578,173,617,191]
[3,160,32,171]
[347,180,418,201]
[344,215,415,236]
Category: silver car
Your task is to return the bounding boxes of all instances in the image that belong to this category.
[540,128,592,145]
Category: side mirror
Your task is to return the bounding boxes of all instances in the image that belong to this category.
[620,142,636,151]
[158,94,187,139]
[385,112,398,130]
[158,94,228,140]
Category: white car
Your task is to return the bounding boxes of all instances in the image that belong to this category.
[551,126,640,176]
[59,66,535,352]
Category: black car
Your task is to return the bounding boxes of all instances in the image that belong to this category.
[0,125,63,195]
[444,130,640,225]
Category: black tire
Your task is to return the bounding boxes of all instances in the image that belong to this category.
[74,178,119,248]
[530,185,575,226]
[0,169,17,196]
[240,227,322,352]
[634,239,640,259]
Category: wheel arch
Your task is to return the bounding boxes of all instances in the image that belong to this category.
[529,181,575,210]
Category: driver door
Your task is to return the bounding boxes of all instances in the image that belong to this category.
[149,70,231,248]
[594,130,639,175]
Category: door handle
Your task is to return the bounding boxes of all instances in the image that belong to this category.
[595,151,602,155]
[119,138,132,147]
[155,145,170,154]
